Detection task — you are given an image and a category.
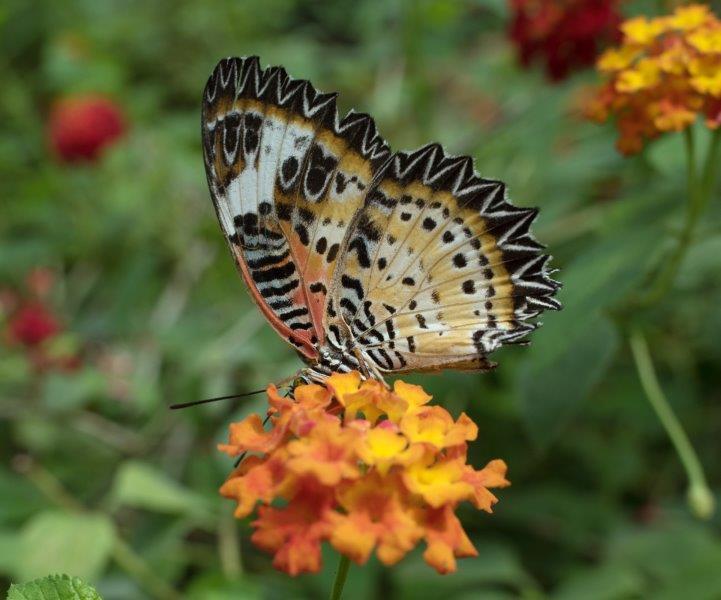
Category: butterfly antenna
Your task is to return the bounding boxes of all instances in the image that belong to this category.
[169,389,266,410]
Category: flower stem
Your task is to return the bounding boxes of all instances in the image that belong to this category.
[218,503,243,578]
[329,554,351,600]
[700,128,721,207]
[685,124,697,190]
[629,126,718,309]
[112,538,182,600]
[629,330,715,519]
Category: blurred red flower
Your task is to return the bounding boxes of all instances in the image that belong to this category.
[509,0,622,81]
[1,269,82,372]
[48,95,126,162]
[8,302,60,347]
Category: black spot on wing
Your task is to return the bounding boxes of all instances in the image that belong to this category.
[348,238,371,268]
[304,143,338,199]
[251,261,296,284]
[222,113,241,163]
[259,279,299,298]
[309,281,327,294]
[326,243,340,263]
[294,223,310,246]
[422,217,436,231]
[341,274,364,300]
[277,202,292,221]
[281,156,299,187]
[278,307,310,322]
[243,113,262,156]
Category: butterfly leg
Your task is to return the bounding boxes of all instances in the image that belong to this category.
[353,347,390,388]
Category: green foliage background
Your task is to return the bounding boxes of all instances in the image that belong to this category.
[2,0,721,598]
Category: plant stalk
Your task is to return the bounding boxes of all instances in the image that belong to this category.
[700,128,721,206]
[631,128,699,307]
[628,126,720,310]
[330,554,351,600]
[218,504,243,578]
[629,331,714,519]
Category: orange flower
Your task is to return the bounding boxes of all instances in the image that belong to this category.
[218,413,280,456]
[251,480,335,576]
[400,406,477,449]
[403,454,475,508]
[420,504,478,574]
[329,472,424,565]
[586,4,721,153]
[219,453,288,518]
[286,416,361,485]
[355,421,422,475]
[219,373,510,575]
[463,458,511,511]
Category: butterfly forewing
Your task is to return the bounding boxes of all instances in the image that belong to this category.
[201,57,390,359]
[203,58,317,357]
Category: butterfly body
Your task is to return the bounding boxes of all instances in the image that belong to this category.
[202,57,561,384]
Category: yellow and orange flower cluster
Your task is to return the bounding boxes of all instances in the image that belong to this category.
[586,4,721,154]
[219,373,509,575]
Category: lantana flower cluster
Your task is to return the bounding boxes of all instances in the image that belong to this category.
[509,0,622,81]
[586,4,721,154]
[219,372,509,575]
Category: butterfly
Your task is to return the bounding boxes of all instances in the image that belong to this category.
[201,56,561,384]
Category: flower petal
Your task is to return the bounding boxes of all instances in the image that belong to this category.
[421,505,478,574]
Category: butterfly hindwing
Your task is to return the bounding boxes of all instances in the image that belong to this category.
[329,144,561,373]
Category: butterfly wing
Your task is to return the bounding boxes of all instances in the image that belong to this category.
[278,106,390,337]
[201,57,390,359]
[328,144,561,373]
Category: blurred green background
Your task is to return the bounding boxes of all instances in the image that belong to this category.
[2,0,721,598]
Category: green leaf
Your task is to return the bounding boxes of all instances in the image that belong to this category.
[15,512,115,582]
[41,369,107,413]
[646,125,686,176]
[0,530,19,575]
[596,520,721,599]
[499,486,623,553]
[646,120,715,178]
[516,226,658,446]
[185,573,260,600]
[0,468,45,525]
[655,554,721,600]
[518,314,619,446]
[110,460,210,518]
[7,574,102,600]
[606,520,721,583]
[678,232,721,289]
[394,542,535,598]
[553,563,644,600]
